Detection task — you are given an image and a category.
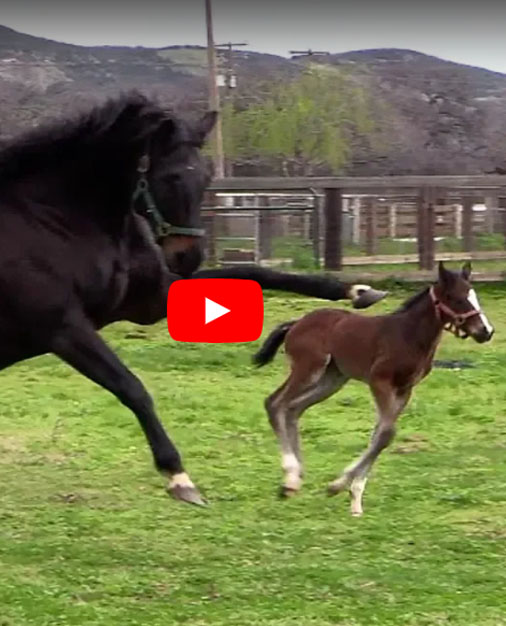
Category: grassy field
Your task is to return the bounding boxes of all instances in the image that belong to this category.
[1,283,506,625]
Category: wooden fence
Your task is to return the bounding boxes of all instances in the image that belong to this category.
[205,176,506,274]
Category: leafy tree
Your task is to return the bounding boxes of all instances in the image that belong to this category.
[221,65,376,176]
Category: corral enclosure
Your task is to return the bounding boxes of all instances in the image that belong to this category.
[202,176,506,279]
[1,287,505,625]
[0,171,505,625]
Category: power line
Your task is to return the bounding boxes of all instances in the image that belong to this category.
[289,49,330,59]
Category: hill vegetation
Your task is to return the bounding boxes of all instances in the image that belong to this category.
[1,25,506,175]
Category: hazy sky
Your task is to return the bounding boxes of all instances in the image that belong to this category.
[3,0,506,74]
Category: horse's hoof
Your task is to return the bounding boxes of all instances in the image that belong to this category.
[352,288,388,309]
[168,485,207,507]
[279,485,299,499]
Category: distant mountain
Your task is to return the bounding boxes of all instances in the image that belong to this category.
[318,48,506,174]
[1,25,506,175]
[0,25,208,134]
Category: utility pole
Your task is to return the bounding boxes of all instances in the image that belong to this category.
[205,0,224,178]
[216,41,247,176]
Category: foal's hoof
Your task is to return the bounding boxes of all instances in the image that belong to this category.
[351,287,388,310]
[168,484,207,507]
[279,485,299,499]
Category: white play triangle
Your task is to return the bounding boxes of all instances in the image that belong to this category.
[205,297,230,325]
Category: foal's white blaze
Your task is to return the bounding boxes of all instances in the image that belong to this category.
[468,289,494,334]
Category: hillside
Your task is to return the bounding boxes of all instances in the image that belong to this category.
[1,24,506,175]
[320,49,506,174]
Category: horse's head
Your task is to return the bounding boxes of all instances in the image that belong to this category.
[134,111,217,277]
[432,261,494,343]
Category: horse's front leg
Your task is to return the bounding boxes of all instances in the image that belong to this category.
[191,266,387,309]
[51,313,205,506]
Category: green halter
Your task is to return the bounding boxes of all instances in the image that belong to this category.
[131,154,205,239]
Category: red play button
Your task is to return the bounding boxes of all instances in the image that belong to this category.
[167,279,264,343]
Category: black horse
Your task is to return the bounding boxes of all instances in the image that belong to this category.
[0,92,386,505]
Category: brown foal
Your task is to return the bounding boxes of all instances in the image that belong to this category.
[254,262,494,516]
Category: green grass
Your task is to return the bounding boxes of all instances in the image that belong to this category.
[1,286,506,625]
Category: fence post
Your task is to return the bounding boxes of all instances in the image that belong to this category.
[389,203,397,239]
[352,196,361,245]
[499,195,506,249]
[311,192,321,268]
[462,196,474,252]
[454,204,462,239]
[417,187,436,270]
[203,190,217,265]
[324,187,342,270]
[484,194,497,235]
[258,196,272,261]
[364,196,377,256]
[426,189,436,270]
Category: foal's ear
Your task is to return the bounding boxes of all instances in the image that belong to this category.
[195,111,218,145]
[157,117,177,142]
[438,261,453,286]
[461,261,472,281]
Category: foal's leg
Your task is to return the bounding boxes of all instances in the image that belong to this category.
[266,360,346,496]
[284,363,348,473]
[51,316,204,506]
[328,379,411,516]
[265,373,307,496]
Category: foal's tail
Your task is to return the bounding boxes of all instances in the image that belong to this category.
[252,320,297,367]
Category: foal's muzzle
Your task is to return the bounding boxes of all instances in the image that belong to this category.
[471,327,494,344]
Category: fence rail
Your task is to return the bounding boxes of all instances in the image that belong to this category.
[203,176,506,278]
[210,175,506,191]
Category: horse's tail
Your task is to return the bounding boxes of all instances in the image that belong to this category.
[252,320,297,367]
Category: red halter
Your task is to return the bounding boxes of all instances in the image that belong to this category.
[429,287,481,338]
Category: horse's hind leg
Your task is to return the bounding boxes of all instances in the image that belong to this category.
[328,379,412,516]
[51,315,204,506]
[284,362,348,474]
[266,360,347,497]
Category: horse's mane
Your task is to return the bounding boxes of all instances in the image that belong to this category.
[0,91,170,185]
[394,286,430,313]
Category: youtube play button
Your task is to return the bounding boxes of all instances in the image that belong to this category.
[205,298,230,325]
[167,279,264,343]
